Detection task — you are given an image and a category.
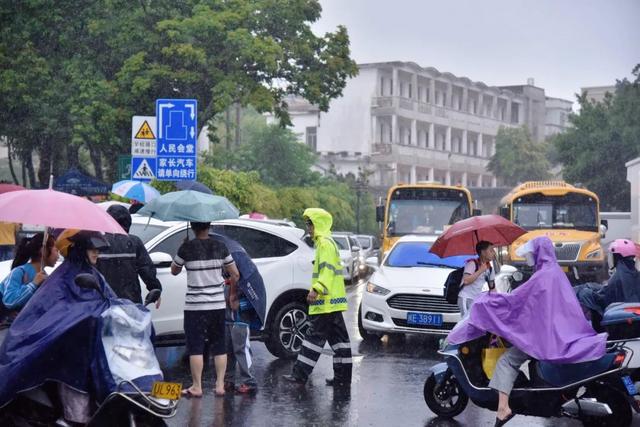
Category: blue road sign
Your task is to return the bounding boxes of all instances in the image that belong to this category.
[155,99,198,181]
[131,157,157,181]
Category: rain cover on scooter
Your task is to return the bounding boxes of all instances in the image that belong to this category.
[448,237,607,363]
[101,302,162,385]
[1,260,122,407]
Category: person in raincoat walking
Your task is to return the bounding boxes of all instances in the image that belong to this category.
[283,208,352,387]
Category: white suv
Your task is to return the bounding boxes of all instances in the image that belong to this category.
[129,216,316,359]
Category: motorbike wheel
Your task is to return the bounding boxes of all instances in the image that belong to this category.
[580,385,632,427]
[423,372,468,418]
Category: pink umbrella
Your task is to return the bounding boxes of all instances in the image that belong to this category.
[0,183,25,194]
[0,189,125,234]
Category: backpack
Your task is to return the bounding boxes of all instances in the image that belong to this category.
[444,259,491,305]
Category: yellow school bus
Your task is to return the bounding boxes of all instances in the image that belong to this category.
[377,183,475,256]
[499,181,608,282]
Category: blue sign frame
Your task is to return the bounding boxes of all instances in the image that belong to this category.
[155,99,198,181]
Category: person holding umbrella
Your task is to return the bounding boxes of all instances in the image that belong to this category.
[171,222,240,398]
[458,241,496,316]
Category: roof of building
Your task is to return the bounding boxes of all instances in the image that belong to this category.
[359,61,526,98]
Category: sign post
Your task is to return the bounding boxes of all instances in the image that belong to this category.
[131,116,157,181]
[155,99,197,181]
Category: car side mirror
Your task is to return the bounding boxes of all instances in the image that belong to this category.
[366,256,379,269]
[472,209,482,216]
[599,224,608,239]
[376,205,385,223]
[74,273,106,300]
[150,252,173,268]
[352,246,361,252]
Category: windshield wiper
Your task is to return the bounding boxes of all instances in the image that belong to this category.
[416,262,453,268]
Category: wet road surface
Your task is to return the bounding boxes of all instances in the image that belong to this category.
[156,280,640,427]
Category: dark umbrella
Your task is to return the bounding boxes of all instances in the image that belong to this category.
[176,180,214,195]
[211,233,267,326]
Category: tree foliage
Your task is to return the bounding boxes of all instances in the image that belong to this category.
[487,126,551,186]
[553,66,640,211]
[0,0,357,186]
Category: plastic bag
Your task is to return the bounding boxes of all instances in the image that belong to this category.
[482,336,507,379]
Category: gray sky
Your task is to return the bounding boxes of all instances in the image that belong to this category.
[314,0,640,105]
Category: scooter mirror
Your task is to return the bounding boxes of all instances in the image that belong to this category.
[512,271,524,282]
[74,273,106,300]
[144,289,162,306]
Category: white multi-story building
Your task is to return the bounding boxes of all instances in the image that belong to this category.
[545,96,573,138]
[581,85,617,104]
[268,61,570,193]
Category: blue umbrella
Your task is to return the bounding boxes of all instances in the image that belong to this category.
[211,233,266,326]
[136,190,238,222]
[111,180,160,203]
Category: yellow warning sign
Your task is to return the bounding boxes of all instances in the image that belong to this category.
[135,121,155,140]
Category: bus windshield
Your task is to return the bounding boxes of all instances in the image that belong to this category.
[387,188,470,236]
[512,192,598,232]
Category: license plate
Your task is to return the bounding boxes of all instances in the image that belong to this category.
[407,312,443,326]
[622,376,637,396]
[151,381,182,400]
[561,266,569,273]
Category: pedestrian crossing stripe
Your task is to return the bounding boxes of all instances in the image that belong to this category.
[135,120,156,140]
[133,159,155,179]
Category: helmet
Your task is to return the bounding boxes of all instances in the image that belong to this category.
[609,239,637,258]
[56,229,109,258]
[106,204,132,233]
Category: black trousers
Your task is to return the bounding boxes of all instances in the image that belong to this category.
[292,311,352,383]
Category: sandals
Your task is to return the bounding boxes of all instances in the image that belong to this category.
[181,387,203,398]
[494,413,515,427]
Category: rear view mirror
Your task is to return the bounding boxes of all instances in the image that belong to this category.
[150,252,173,268]
[472,209,482,217]
[376,205,385,223]
[144,289,162,306]
[499,206,510,220]
[600,220,608,238]
[74,273,106,299]
[352,246,361,252]
[366,257,379,268]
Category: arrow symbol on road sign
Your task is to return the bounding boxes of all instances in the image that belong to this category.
[187,104,195,120]
[190,127,195,139]
[157,103,175,138]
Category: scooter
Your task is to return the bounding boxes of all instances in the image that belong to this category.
[0,275,179,426]
[424,333,640,426]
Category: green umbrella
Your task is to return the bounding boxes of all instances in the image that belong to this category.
[137,190,239,222]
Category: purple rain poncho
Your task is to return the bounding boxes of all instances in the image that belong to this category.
[448,237,606,363]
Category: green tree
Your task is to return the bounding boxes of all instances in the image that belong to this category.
[553,67,640,211]
[487,126,551,186]
[1,0,357,184]
[206,117,321,187]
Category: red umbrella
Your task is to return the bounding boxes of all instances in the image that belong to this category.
[0,189,125,234]
[429,214,526,258]
[0,183,25,194]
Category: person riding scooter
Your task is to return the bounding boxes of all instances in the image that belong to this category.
[0,229,115,425]
[575,239,640,331]
[447,236,607,426]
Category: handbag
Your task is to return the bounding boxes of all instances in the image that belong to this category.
[481,336,507,379]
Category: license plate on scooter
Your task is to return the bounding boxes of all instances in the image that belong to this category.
[622,376,637,396]
[151,381,182,400]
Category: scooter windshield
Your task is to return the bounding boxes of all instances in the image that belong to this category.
[101,303,162,385]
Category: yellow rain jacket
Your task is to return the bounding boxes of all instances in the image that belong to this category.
[304,208,348,315]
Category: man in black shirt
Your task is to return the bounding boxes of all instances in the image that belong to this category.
[97,205,162,306]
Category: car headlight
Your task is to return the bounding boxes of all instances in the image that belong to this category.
[586,249,603,260]
[366,282,390,296]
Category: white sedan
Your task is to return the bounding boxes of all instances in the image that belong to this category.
[0,217,316,360]
[359,235,511,341]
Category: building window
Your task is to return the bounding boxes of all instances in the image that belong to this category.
[390,79,394,96]
[380,77,385,96]
[306,127,317,152]
[408,84,413,99]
